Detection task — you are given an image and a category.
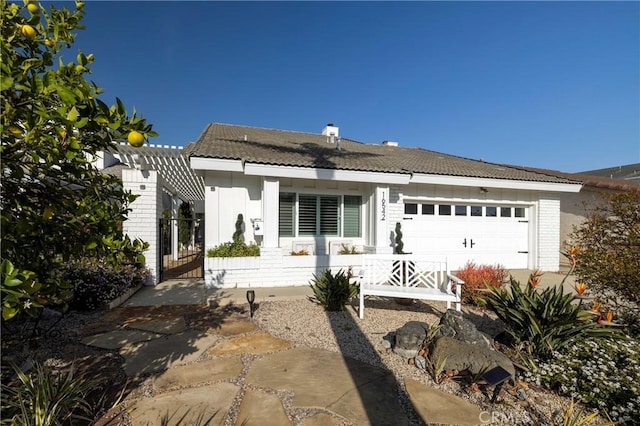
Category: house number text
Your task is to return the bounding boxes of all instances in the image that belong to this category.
[380,191,386,221]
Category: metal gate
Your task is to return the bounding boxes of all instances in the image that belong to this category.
[159,217,204,281]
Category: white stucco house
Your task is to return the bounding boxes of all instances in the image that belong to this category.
[185,122,584,289]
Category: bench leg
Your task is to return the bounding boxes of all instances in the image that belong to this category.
[446,300,451,310]
[359,292,364,319]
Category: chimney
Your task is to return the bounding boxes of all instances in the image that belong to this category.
[382,140,398,147]
[322,123,339,138]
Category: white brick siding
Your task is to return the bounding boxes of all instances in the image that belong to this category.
[537,194,561,271]
[121,169,163,284]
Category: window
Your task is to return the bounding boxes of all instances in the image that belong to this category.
[515,207,525,218]
[319,196,339,235]
[455,205,467,216]
[298,195,318,235]
[470,206,482,216]
[422,204,435,215]
[279,193,362,237]
[343,196,361,237]
[486,206,497,217]
[404,203,418,215]
[501,207,511,217]
[439,205,451,216]
[279,193,295,237]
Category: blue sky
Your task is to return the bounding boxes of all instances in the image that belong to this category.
[68,1,639,172]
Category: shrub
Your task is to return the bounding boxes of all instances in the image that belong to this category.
[455,261,507,305]
[523,337,640,424]
[206,213,260,258]
[1,362,95,425]
[572,190,640,305]
[61,259,149,311]
[206,242,260,258]
[290,249,309,256]
[338,244,361,255]
[482,272,623,358]
[394,222,404,254]
[309,269,358,311]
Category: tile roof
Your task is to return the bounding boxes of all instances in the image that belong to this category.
[506,165,640,191]
[579,163,640,181]
[185,123,579,184]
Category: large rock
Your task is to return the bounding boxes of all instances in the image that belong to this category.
[437,309,493,348]
[394,321,429,359]
[429,336,515,378]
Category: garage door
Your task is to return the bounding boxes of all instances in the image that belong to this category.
[401,202,529,270]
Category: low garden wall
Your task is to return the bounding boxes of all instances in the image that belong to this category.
[205,248,362,288]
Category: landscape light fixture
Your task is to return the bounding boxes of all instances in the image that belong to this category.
[246,290,255,318]
[481,365,512,402]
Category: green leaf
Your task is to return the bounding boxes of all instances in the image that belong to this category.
[66,106,79,121]
[2,307,18,321]
[56,86,75,104]
[33,75,44,94]
[75,117,88,128]
[0,75,14,91]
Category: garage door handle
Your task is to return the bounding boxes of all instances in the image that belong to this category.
[470,239,475,248]
[462,238,467,248]
[518,251,528,254]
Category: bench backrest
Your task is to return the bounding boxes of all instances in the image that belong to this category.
[361,254,450,290]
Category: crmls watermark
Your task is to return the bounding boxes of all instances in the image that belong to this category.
[479,410,533,424]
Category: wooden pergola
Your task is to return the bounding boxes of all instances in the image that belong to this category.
[112,142,204,203]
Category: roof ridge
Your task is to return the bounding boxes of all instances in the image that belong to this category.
[211,122,331,138]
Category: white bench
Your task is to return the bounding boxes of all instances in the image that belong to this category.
[358,255,464,319]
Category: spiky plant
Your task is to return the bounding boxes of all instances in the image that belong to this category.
[309,269,358,311]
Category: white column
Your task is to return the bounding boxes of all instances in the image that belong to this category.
[263,177,280,248]
[374,186,392,253]
[171,196,179,261]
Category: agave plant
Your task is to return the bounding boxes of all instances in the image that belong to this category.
[309,269,358,311]
[482,275,623,358]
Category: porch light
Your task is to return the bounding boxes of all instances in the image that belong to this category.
[246,290,256,318]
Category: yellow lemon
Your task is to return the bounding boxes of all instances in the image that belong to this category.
[21,24,36,40]
[27,3,38,14]
[127,130,145,147]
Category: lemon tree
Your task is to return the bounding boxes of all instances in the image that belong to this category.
[1,0,157,319]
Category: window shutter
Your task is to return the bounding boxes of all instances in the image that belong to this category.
[298,195,317,236]
[278,193,295,237]
[343,196,361,237]
[319,196,339,236]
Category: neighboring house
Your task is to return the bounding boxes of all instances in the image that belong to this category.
[185,122,583,289]
[507,166,640,268]
[580,163,640,181]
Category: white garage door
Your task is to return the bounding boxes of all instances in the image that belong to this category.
[401,202,529,270]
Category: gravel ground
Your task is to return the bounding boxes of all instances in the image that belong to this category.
[253,296,579,426]
[1,299,587,426]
